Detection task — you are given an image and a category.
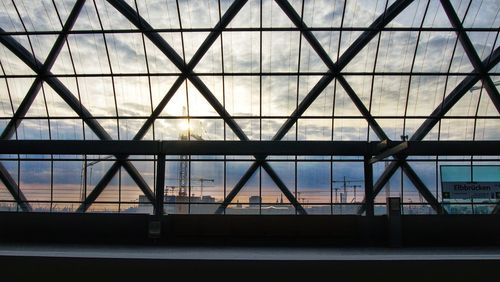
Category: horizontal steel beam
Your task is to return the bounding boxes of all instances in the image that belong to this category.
[0,140,499,156]
[369,142,408,164]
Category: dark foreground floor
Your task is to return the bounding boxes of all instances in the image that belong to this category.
[1,244,500,281]
[3,213,500,280]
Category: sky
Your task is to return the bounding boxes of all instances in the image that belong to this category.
[0,0,499,211]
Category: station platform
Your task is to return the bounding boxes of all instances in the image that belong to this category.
[1,244,500,280]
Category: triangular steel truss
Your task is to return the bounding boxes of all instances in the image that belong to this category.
[0,0,498,214]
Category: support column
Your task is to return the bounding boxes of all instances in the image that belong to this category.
[155,154,166,217]
[364,155,374,216]
[149,154,165,240]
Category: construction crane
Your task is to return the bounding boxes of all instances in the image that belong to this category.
[177,106,204,198]
[166,177,214,198]
[332,177,364,203]
[197,178,214,198]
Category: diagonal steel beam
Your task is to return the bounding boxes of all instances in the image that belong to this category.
[358,159,401,215]
[411,47,500,142]
[274,0,405,140]
[76,158,149,212]
[0,0,86,211]
[221,0,413,212]
[107,0,249,141]
[76,162,121,212]
[440,0,500,113]
[336,0,415,70]
[105,0,261,209]
[0,77,42,140]
[356,1,500,214]
[359,47,500,214]
[219,0,414,214]
[216,161,262,214]
[279,0,442,214]
[0,162,32,212]
[108,0,308,213]
[0,28,155,212]
[274,74,335,141]
[261,162,307,214]
[1,0,85,140]
[400,162,442,214]
[276,0,414,71]
[336,76,388,140]
[275,0,414,141]
[322,0,440,213]
[274,0,408,140]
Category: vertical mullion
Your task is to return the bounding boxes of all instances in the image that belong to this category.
[364,155,374,216]
[331,0,347,215]
[292,0,305,215]
[259,0,263,141]
[92,0,120,140]
[367,1,388,142]
[402,0,431,140]
[218,0,227,214]
[50,157,54,212]
[17,159,20,212]
[83,155,88,210]
[436,1,472,142]
[118,165,122,212]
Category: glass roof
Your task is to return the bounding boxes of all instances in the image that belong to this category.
[0,0,498,143]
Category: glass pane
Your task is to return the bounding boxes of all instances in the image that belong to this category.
[413,32,457,73]
[332,162,364,204]
[68,34,110,74]
[78,77,116,116]
[228,0,260,28]
[223,32,260,73]
[135,0,180,29]
[226,161,259,205]
[190,161,224,204]
[375,31,418,72]
[303,0,344,27]
[297,118,332,140]
[388,0,428,27]
[224,76,260,116]
[462,0,500,28]
[261,76,297,116]
[115,76,151,117]
[343,0,387,27]
[178,0,219,28]
[20,160,51,202]
[53,160,83,211]
[298,161,330,214]
[371,75,409,116]
[50,119,84,140]
[107,33,147,73]
[262,32,300,72]
[14,0,62,31]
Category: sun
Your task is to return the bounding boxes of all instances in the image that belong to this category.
[178,120,192,131]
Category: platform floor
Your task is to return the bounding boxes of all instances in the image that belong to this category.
[1,244,500,281]
[2,243,500,261]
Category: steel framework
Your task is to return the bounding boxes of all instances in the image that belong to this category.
[0,0,499,214]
